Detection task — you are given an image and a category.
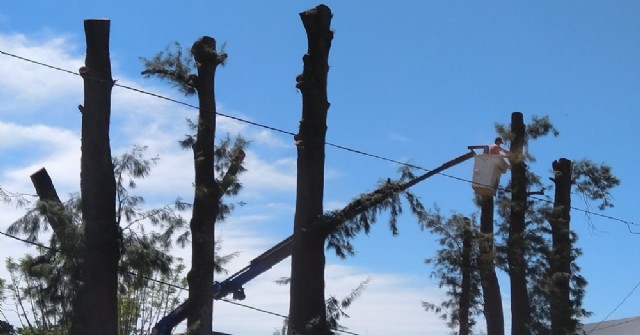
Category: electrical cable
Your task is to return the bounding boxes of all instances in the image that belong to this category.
[587,279,640,334]
[1,48,636,232]
[583,316,640,334]
[0,230,359,335]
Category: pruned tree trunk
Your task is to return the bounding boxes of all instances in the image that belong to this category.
[477,195,504,335]
[459,218,473,335]
[30,168,77,251]
[287,6,477,334]
[507,112,531,335]
[549,158,573,335]
[71,19,118,335]
[288,5,334,335]
[186,36,223,335]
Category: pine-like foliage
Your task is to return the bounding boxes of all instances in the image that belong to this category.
[324,153,485,260]
[140,41,227,96]
[2,147,240,335]
[273,278,370,335]
[422,212,483,335]
[572,159,620,211]
[0,186,31,208]
[492,115,617,334]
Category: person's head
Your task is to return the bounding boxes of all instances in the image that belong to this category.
[495,137,503,145]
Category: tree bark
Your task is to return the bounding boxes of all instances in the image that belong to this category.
[288,5,333,335]
[507,112,531,335]
[549,158,573,335]
[458,218,473,335]
[477,195,504,335]
[186,36,223,335]
[30,168,77,251]
[71,19,118,335]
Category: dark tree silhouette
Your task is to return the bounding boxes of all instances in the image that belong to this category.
[72,19,119,335]
[288,5,334,335]
[142,36,245,335]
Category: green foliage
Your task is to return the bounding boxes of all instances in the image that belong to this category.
[118,260,186,335]
[214,135,249,222]
[140,42,197,95]
[0,320,16,335]
[495,114,560,163]
[213,239,239,275]
[3,147,193,334]
[422,212,482,334]
[572,159,620,211]
[493,156,560,335]
[495,114,559,143]
[114,146,190,267]
[177,120,249,222]
[326,165,429,259]
[273,279,370,335]
[325,184,404,258]
[489,115,614,334]
[325,278,370,332]
[526,115,560,139]
[0,186,31,208]
[4,256,71,335]
[0,278,17,335]
[140,40,227,96]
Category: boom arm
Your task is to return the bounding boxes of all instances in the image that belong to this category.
[152,150,475,335]
[152,236,293,335]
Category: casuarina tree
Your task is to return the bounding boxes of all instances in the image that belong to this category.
[141,36,246,335]
[72,19,119,335]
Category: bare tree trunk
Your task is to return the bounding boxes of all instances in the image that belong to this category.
[288,5,334,335]
[458,218,473,335]
[477,195,504,335]
[71,19,118,335]
[186,36,222,335]
[507,112,531,335]
[549,158,573,335]
[30,168,77,252]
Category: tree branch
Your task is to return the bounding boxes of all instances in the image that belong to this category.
[30,168,77,252]
[325,151,476,233]
[218,149,246,195]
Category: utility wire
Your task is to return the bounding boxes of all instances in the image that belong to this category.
[0,49,638,232]
[583,316,640,334]
[3,49,639,335]
[0,229,359,335]
[587,279,640,334]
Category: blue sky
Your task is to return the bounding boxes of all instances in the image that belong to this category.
[1,1,639,334]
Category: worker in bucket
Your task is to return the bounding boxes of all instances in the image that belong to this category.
[489,137,510,156]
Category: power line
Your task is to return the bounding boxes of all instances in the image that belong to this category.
[3,49,639,335]
[584,316,640,333]
[1,49,638,232]
[0,229,359,335]
[587,280,640,334]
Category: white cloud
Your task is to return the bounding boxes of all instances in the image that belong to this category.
[0,121,80,196]
[241,154,297,196]
[0,31,453,335]
[0,33,83,112]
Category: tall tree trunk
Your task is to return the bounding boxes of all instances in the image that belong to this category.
[458,218,473,335]
[71,19,118,335]
[549,158,573,335]
[288,5,333,335]
[507,112,531,335]
[477,195,504,335]
[186,36,223,335]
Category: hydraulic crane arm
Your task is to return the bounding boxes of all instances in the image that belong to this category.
[152,235,293,335]
[152,150,476,335]
[213,235,293,300]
